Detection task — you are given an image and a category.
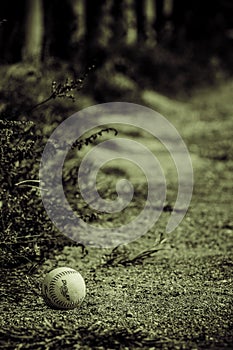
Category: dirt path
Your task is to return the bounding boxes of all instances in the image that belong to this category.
[1,80,233,349]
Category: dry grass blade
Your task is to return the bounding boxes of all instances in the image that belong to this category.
[102,232,169,266]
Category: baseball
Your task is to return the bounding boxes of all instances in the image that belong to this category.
[42,267,86,309]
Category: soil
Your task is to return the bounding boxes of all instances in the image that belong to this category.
[0,64,232,349]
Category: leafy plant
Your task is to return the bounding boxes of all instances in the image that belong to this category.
[0,118,118,267]
[24,65,95,116]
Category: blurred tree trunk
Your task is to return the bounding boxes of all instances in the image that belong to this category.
[153,0,165,40]
[72,0,85,44]
[170,0,187,45]
[43,0,76,60]
[135,0,146,42]
[0,1,26,62]
[22,0,44,64]
[111,0,126,44]
[144,0,157,44]
[125,0,137,45]
[85,0,106,61]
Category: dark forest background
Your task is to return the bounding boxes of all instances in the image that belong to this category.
[0,0,232,62]
[0,0,232,100]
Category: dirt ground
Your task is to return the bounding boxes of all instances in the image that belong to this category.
[0,66,233,349]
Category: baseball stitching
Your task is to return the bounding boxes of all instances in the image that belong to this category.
[46,270,82,308]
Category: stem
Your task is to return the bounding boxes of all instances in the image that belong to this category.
[15,180,40,185]
[15,180,48,191]
[25,94,55,114]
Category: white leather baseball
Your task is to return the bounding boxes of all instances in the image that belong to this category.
[42,267,86,309]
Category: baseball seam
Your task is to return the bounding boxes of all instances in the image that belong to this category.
[47,270,82,308]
